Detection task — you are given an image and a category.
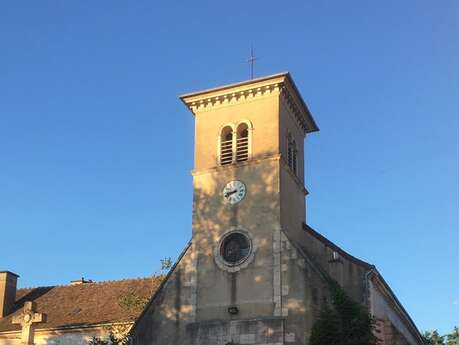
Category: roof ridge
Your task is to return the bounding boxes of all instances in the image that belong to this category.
[90,276,160,286]
[17,285,55,291]
[17,276,161,290]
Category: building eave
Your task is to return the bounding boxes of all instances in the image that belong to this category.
[179,72,290,100]
[369,270,424,345]
[179,72,319,134]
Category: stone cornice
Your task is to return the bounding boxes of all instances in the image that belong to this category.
[279,82,316,135]
[191,154,281,177]
[183,81,281,114]
[180,72,319,135]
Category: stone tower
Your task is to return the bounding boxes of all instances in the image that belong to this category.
[130,73,331,345]
[183,72,318,322]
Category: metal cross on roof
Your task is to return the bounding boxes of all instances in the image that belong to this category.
[12,301,46,345]
[247,46,257,79]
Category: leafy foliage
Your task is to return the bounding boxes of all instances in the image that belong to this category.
[310,281,377,345]
[423,330,446,345]
[88,332,128,345]
[160,257,173,275]
[117,291,150,318]
[423,327,459,345]
[86,292,149,345]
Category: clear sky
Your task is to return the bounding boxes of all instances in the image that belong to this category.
[1,0,457,335]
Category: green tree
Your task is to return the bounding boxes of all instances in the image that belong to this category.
[423,330,445,345]
[310,304,341,345]
[446,327,459,345]
[310,281,376,345]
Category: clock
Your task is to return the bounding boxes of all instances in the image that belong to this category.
[223,180,246,205]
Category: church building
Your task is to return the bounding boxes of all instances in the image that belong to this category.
[129,73,424,345]
[0,73,424,345]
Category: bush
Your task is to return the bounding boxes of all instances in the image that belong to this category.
[310,281,377,345]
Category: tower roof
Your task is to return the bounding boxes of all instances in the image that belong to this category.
[180,72,319,134]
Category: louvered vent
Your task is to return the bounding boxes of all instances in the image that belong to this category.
[220,127,234,165]
[236,124,249,162]
[292,142,297,174]
[288,141,293,168]
[287,134,297,174]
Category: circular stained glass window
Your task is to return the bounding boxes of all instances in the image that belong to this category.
[220,232,251,265]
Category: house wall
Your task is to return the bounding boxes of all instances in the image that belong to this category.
[0,327,110,345]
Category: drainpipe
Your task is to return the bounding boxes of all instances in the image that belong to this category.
[364,266,376,315]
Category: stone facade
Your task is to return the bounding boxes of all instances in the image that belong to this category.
[130,73,424,345]
[1,327,111,345]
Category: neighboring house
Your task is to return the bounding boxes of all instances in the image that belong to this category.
[0,272,161,345]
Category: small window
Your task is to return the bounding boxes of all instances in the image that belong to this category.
[328,251,342,263]
[220,126,234,165]
[236,123,249,162]
[332,251,340,261]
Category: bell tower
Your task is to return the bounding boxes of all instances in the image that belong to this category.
[180,72,318,324]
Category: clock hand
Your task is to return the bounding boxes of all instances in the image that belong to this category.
[225,189,238,198]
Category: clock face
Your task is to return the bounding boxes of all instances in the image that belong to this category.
[223,180,246,205]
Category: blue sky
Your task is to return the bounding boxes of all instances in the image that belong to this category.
[1,0,457,335]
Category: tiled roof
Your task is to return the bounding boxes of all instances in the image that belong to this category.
[0,277,162,333]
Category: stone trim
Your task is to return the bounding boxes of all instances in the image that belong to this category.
[192,154,281,177]
[280,232,291,317]
[273,228,282,317]
[188,242,198,323]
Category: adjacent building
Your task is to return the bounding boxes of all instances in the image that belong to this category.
[0,272,160,345]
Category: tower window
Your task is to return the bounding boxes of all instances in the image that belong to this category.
[220,232,251,265]
[236,123,249,163]
[220,126,234,165]
[287,134,297,174]
[219,121,252,166]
